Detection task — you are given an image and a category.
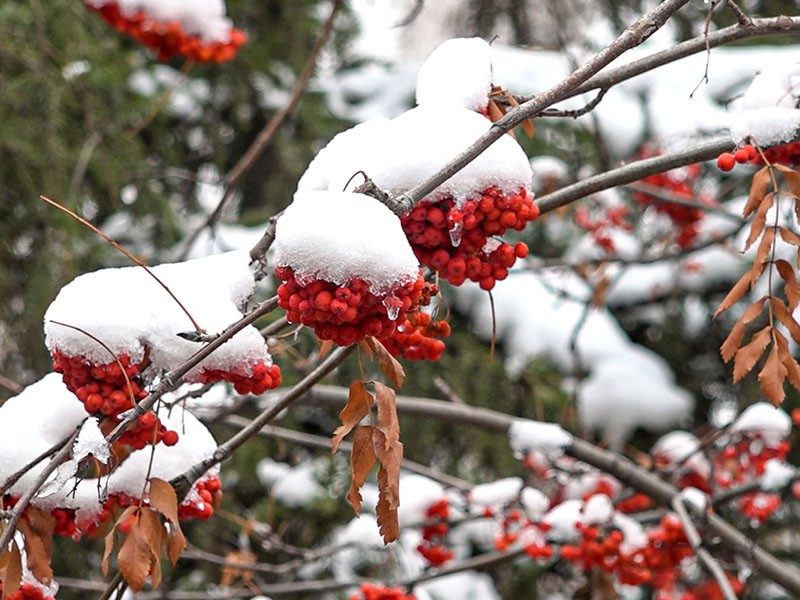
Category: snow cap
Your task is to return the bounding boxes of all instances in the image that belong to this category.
[416,37,493,111]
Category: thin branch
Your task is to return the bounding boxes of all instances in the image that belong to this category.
[538,88,609,119]
[0,429,76,495]
[179,0,344,260]
[170,345,355,497]
[382,0,692,215]
[624,181,746,223]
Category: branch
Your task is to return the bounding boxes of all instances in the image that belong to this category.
[305,385,800,597]
[178,0,344,260]
[170,345,355,497]
[383,0,692,215]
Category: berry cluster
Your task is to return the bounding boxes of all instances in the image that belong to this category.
[0,583,55,600]
[194,361,282,395]
[417,499,455,566]
[52,351,179,450]
[86,1,247,63]
[716,144,757,172]
[114,476,222,523]
[573,205,632,254]
[381,312,450,362]
[749,141,800,167]
[276,266,432,346]
[633,149,711,248]
[401,186,537,290]
[348,584,416,600]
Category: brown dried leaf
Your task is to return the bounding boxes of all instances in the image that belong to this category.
[592,277,611,308]
[769,297,800,345]
[744,192,774,251]
[346,426,377,515]
[714,268,759,319]
[102,528,116,576]
[0,542,22,600]
[503,90,535,138]
[742,166,771,218]
[166,523,186,567]
[775,163,800,201]
[752,227,775,286]
[778,226,800,247]
[148,478,180,526]
[775,259,800,310]
[719,297,767,362]
[775,331,800,391]
[358,339,373,361]
[364,337,405,389]
[733,325,771,382]
[758,343,787,406]
[18,518,53,585]
[331,380,374,453]
[137,508,165,566]
[118,524,156,592]
[374,382,399,450]
[220,550,256,588]
[374,430,403,545]
[317,339,334,361]
[150,549,163,589]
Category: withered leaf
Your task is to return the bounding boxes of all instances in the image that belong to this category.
[373,382,400,450]
[18,518,53,585]
[137,508,165,567]
[1,541,22,600]
[769,297,800,345]
[166,522,186,567]
[778,225,800,247]
[744,191,774,251]
[364,337,406,389]
[758,344,787,406]
[503,90,535,138]
[733,325,771,382]
[714,269,759,319]
[719,297,767,362]
[742,166,771,218]
[373,429,402,510]
[775,164,800,201]
[592,277,611,308]
[358,338,374,361]
[752,227,775,286]
[346,426,377,515]
[317,339,334,361]
[331,380,374,453]
[148,478,180,526]
[118,523,156,592]
[102,528,116,576]
[774,331,800,391]
[775,259,800,310]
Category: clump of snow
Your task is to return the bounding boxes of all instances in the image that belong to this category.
[760,459,795,492]
[418,571,501,600]
[415,38,492,111]
[582,494,613,525]
[73,418,110,465]
[739,61,800,110]
[520,487,549,522]
[728,107,800,147]
[530,155,568,193]
[397,474,447,526]
[731,402,791,443]
[543,498,583,542]
[86,0,237,43]
[652,431,711,480]
[43,250,270,379]
[256,457,326,507]
[469,477,523,510]
[508,418,572,457]
[612,513,647,553]
[273,191,419,295]
[679,487,708,511]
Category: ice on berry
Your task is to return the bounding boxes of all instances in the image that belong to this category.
[274,191,419,295]
[44,250,271,380]
[415,37,493,112]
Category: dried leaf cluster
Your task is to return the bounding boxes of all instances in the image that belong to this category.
[0,507,55,600]
[716,163,800,405]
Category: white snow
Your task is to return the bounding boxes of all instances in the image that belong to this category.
[543,499,583,542]
[739,61,800,110]
[520,487,549,522]
[582,494,614,525]
[612,513,647,553]
[397,474,447,527]
[760,459,795,492]
[418,571,501,600]
[469,477,523,510]
[86,0,238,43]
[72,418,110,465]
[415,38,493,111]
[652,431,711,479]
[728,107,800,147]
[273,191,419,295]
[679,487,708,511]
[731,402,791,443]
[256,457,326,507]
[43,250,270,379]
[508,418,572,457]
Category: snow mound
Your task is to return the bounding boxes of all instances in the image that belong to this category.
[416,38,493,111]
[652,431,710,479]
[469,477,523,510]
[740,61,800,110]
[508,418,572,457]
[729,107,800,147]
[273,191,420,295]
[86,0,237,43]
[43,251,269,378]
[731,402,791,443]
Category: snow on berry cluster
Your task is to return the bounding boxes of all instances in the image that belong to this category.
[633,147,715,248]
[0,582,55,600]
[85,0,246,63]
[274,191,434,346]
[749,141,800,167]
[194,361,282,396]
[348,584,416,600]
[381,312,450,362]
[573,203,632,254]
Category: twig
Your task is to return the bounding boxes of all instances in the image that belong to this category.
[671,495,737,600]
[0,429,76,495]
[178,0,344,260]
[538,88,609,119]
[625,181,746,222]
[0,374,23,395]
[249,210,284,277]
[260,315,290,338]
[96,571,125,600]
[170,345,355,497]
[0,424,83,553]
[432,376,466,405]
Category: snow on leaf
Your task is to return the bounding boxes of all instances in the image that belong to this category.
[758,344,787,406]
[346,426,377,515]
[775,259,800,310]
[118,521,156,593]
[733,325,771,383]
[364,337,405,389]
[331,381,374,453]
[374,382,399,450]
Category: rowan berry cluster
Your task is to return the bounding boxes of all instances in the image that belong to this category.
[716,144,757,172]
[115,476,222,523]
[0,583,55,600]
[85,1,247,63]
[401,186,536,290]
[348,584,416,600]
[633,149,711,248]
[750,141,800,167]
[381,312,450,362]
[573,204,632,254]
[194,361,282,395]
[416,498,455,566]
[276,266,431,346]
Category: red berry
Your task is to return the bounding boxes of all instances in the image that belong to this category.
[717,152,735,171]
[162,430,179,446]
[734,148,749,163]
